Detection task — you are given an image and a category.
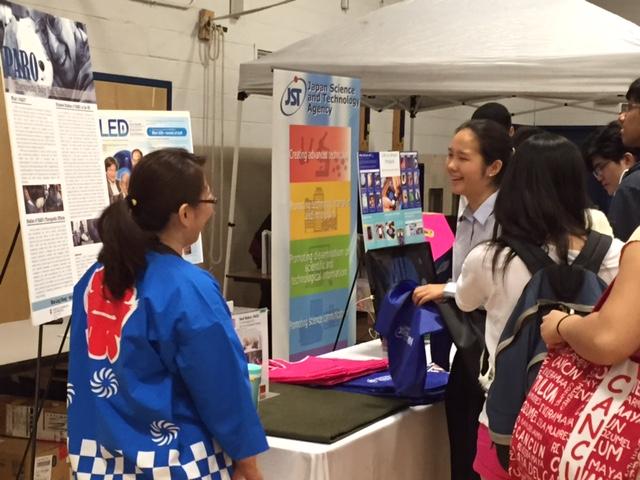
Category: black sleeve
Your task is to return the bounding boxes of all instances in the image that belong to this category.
[608,184,640,241]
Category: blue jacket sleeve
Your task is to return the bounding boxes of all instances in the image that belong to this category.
[174,274,269,460]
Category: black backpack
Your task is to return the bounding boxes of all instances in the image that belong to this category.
[486,231,612,469]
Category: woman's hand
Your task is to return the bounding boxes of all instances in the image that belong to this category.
[541,310,569,348]
[412,284,445,306]
[232,456,263,480]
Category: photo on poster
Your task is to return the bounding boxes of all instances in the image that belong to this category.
[70,218,100,247]
[22,184,63,214]
[104,155,129,204]
[98,111,203,264]
[238,327,263,365]
[0,1,96,102]
[381,176,401,212]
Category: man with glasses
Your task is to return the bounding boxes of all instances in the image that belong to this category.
[604,77,640,240]
[583,120,640,240]
[620,78,640,149]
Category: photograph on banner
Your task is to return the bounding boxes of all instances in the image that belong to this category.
[272,68,360,360]
[97,110,204,264]
[358,151,425,251]
[1,1,106,325]
[0,1,95,102]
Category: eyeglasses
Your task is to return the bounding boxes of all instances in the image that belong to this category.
[619,102,640,114]
[196,196,218,205]
[592,162,610,179]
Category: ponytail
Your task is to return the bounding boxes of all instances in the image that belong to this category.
[96,199,155,299]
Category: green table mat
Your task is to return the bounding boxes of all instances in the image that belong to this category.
[259,383,410,444]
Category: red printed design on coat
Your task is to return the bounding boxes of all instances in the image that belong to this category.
[84,267,137,363]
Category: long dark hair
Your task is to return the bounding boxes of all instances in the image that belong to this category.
[455,119,513,186]
[97,148,206,298]
[491,133,590,273]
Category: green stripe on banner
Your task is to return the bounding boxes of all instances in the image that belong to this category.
[290,235,350,298]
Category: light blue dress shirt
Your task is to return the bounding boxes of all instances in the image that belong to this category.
[444,191,497,296]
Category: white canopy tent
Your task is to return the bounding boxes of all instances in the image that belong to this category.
[223,0,640,294]
[238,0,640,111]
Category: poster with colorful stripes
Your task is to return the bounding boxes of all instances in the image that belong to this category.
[272,69,360,360]
[358,151,426,251]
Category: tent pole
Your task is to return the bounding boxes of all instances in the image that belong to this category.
[409,96,417,151]
[223,95,245,297]
[409,115,415,151]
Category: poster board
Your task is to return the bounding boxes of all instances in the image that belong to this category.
[0,81,30,324]
[0,1,106,325]
[97,110,203,263]
[358,151,426,251]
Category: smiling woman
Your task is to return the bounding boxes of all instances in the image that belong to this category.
[411,119,512,480]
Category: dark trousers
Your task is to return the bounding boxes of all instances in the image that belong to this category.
[445,347,485,480]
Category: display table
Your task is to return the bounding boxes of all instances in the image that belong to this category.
[259,340,450,480]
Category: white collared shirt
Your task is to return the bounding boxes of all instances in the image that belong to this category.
[443,191,497,297]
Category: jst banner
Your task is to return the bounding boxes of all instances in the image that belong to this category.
[0,1,106,325]
[271,69,360,360]
[97,110,204,264]
[358,151,425,251]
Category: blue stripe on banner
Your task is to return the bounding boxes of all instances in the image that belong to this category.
[289,288,351,358]
[32,292,73,311]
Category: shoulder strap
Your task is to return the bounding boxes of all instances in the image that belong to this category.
[573,231,613,274]
[502,236,554,275]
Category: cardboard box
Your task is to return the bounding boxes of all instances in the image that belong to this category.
[0,395,67,442]
[0,436,69,480]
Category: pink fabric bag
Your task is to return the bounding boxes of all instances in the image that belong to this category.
[269,356,388,386]
[510,284,640,479]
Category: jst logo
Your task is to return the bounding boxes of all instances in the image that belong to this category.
[84,267,138,363]
[280,76,307,116]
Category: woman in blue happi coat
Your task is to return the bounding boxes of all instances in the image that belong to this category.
[67,148,268,480]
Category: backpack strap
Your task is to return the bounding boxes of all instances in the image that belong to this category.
[572,230,613,274]
[502,236,554,275]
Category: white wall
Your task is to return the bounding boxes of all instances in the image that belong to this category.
[11,0,631,306]
[15,0,394,306]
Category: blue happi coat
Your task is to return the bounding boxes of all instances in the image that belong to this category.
[67,249,268,479]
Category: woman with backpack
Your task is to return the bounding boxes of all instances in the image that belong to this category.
[453,133,623,480]
[412,118,512,480]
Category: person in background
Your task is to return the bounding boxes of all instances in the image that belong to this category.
[67,148,267,480]
[456,133,622,479]
[105,156,122,205]
[413,119,512,480]
[583,120,640,240]
[620,77,640,152]
[472,102,514,137]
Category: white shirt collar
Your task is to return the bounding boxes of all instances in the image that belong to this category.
[460,191,497,226]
